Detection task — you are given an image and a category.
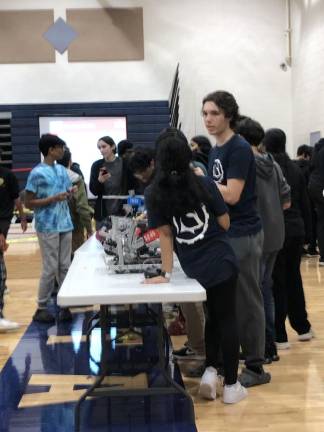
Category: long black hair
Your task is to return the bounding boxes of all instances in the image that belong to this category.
[263,128,291,177]
[148,128,215,218]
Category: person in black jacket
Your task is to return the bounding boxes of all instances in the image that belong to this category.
[263,128,314,349]
[308,138,324,264]
[190,135,212,170]
[89,136,123,228]
[295,145,318,257]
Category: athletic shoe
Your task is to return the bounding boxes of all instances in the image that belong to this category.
[0,318,20,332]
[319,258,324,266]
[298,328,315,341]
[184,363,205,378]
[264,354,280,364]
[276,341,291,350]
[4,287,10,295]
[33,309,55,323]
[306,250,319,258]
[223,381,248,404]
[173,346,205,361]
[239,352,246,364]
[199,366,218,400]
[238,367,271,388]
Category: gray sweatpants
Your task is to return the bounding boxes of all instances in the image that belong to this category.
[229,230,265,369]
[37,231,72,308]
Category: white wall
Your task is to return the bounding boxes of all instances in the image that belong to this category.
[0,0,293,150]
[291,0,324,151]
[177,0,293,152]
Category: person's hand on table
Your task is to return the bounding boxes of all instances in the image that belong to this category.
[142,275,170,284]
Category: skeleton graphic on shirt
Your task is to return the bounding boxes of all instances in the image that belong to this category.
[212,159,224,183]
[173,205,209,245]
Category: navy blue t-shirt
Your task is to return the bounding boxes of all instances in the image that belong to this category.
[208,134,261,237]
[145,176,238,289]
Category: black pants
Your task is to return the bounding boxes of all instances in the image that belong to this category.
[308,196,318,253]
[205,274,239,385]
[309,186,324,259]
[0,220,11,317]
[272,236,311,342]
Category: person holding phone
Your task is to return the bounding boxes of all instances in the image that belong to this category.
[89,136,123,228]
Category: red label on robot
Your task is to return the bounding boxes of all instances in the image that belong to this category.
[143,229,159,243]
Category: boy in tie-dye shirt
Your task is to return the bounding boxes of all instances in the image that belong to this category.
[25,134,73,323]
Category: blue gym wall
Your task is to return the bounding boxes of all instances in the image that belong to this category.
[0,100,170,188]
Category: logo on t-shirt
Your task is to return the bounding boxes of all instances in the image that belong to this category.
[212,159,224,183]
[172,205,209,245]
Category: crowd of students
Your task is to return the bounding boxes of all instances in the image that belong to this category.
[0,89,322,405]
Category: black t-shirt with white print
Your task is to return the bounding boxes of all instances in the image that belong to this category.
[208,134,261,238]
[145,176,238,289]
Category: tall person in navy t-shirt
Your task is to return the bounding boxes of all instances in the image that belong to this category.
[203,91,270,387]
[144,128,247,404]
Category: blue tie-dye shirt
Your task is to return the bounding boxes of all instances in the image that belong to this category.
[26,163,73,233]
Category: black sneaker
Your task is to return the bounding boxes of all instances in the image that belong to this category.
[239,352,246,364]
[264,354,280,364]
[58,308,73,322]
[33,309,55,323]
[306,249,319,258]
[184,363,205,378]
[238,367,271,388]
[172,346,205,361]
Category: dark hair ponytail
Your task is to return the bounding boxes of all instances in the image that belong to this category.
[149,128,214,218]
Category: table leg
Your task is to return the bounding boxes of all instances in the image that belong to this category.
[75,305,109,432]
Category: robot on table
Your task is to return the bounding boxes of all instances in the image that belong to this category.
[97,195,162,274]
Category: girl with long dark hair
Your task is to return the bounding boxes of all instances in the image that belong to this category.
[89,136,123,228]
[144,128,247,404]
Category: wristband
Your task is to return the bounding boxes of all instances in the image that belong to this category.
[160,270,172,280]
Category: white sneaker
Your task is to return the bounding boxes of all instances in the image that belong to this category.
[4,287,10,295]
[199,366,218,400]
[298,328,315,341]
[223,381,248,404]
[276,341,291,350]
[0,318,20,332]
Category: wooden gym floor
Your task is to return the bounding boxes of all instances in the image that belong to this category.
[1,225,324,431]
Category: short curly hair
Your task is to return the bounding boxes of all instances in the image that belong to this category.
[202,90,240,129]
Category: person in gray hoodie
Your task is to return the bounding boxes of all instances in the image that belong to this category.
[236,117,291,362]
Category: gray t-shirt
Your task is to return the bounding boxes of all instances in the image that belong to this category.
[103,157,123,216]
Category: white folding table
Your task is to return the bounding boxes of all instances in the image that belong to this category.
[57,235,206,431]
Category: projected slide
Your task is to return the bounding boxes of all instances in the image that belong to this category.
[39,116,127,196]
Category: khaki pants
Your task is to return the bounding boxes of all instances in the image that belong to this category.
[180,302,206,356]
